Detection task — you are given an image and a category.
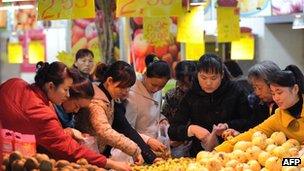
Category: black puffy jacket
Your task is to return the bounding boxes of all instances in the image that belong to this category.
[168,78,251,156]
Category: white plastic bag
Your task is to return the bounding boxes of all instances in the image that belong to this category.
[157,123,171,158]
[81,136,99,153]
[110,148,134,163]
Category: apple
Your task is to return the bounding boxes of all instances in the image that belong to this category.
[133,17,143,26]
[265,138,275,146]
[74,19,91,29]
[154,45,169,58]
[272,146,289,158]
[225,159,239,168]
[247,160,261,171]
[132,33,150,59]
[265,156,282,171]
[72,25,85,45]
[266,144,277,153]
[234,141,252,152]
[252,137,267,150]
[270,132,286,145]
[252,131,267,140]
[288,147,299,156]
[245,146,262,161]
[231,150,247,163]
[286,139,300,147]
[258,151,271,166]
[196,151,212,162]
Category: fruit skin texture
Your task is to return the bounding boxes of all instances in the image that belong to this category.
[265,156,282,171]
[270,131,287,145]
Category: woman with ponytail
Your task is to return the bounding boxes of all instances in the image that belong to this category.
[216,64,304,152]
[0,61,131,171]
[74,61,145,166]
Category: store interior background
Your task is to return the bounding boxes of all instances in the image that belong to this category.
[0,2,304,83]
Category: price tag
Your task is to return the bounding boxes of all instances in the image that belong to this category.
[38,0,95,20]
[116,0,182,17]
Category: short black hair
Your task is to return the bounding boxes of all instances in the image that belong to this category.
[197,53,223,75]
[145,54,159,67]
[146,60,171,80]
[75,48,94,60]
[175,61,196,84]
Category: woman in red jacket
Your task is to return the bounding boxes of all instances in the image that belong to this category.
[0,61,131,171]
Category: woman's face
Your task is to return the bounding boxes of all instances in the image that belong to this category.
[106,78,131,100]
[62,98,91,113]
[144,76,169,94]
[47,78,73,105]
[197,71,222,93]
[74,55,94,74]
[270,84,299,110]
[251,77,273,102]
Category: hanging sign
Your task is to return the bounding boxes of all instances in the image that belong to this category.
[231,33,254,60]
[116,0,183,17]
[38,0,95,20]
[177,6,205,43]
[217,7,240,42]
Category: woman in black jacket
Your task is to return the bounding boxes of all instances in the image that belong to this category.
[168,54,251,156]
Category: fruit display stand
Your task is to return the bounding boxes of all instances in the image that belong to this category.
[132,131,304,171]
[2,151,106,171]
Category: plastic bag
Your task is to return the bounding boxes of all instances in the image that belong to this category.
[157,123,171,159]
[110,148,133,163]
[80,135,99,153]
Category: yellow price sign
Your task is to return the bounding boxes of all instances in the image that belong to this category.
[38,0,95,20]
[231,33,254,60]
[28,41,45,64]
[8,43,23,64]
[217,7,240,42]
[116,0,182,17]
[177,6,205,43]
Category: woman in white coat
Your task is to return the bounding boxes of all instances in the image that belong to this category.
[125,59,171,155]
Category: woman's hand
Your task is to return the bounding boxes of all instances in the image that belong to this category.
[105,159,132,171]
[133,153,144,166]
[147,138,166,153]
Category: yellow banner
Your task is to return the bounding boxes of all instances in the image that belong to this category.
[116,0,183,17]
[38,0,95,20]
[8,43,23,64]
[186,43,205,60]
[217,7,240,42]
[231,33,254,60]
[143,17,171,46]
[177,6,205,43]
[28,41,45,64]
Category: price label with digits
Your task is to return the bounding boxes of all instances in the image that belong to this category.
[116,0,182,17]
[38,0,95,20]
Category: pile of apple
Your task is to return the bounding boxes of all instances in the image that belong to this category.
[132,157,194,171]
[2,151,105,171]
[193,131,304,171]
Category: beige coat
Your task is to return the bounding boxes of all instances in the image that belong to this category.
[76,84,141,157]
[125,80,165,143]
